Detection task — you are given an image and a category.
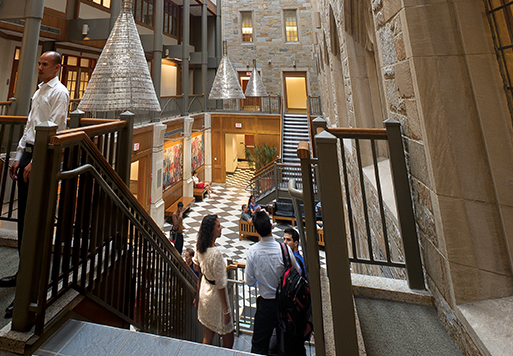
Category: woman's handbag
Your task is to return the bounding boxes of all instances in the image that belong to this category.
[170,229,178,243]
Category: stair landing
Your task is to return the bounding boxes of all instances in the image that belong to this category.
[35,320,255,356]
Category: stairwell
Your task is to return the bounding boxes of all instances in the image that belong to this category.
[281,113,310,165]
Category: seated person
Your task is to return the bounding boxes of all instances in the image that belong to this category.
[241,204,253,224]
[248,195,269,216]
[192,170,213,198]
[315,201,322,219]
[315,201,323,227]
[184,247,199,277]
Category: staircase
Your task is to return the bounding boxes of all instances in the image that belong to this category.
[281,113,310,165]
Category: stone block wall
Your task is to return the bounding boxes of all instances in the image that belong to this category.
[222,0,319,96]
[312,0,513,354]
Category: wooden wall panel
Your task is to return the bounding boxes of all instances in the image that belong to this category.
[163,182,183,209]
[132,126,152,160]
[255,134,281,151]
[210,113,281,183]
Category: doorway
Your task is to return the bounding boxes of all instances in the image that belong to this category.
[283,72,307,113]
[225,133,247,173]
[130,157,150,212]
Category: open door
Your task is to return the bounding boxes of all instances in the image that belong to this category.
[283,72,307,113]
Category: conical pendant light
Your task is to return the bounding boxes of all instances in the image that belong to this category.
[209,41,245,99]
[245,59,267,97]
[78,0,161,112]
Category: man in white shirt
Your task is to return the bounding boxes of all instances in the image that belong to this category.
[1,51,69,317]
[245,211,301,355]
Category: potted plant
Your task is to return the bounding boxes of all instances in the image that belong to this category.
[245,143,278,171]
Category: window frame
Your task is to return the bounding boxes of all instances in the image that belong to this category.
[484,0,513,119]
[82,0,111,9]
[241,11,254,43]
[133,0,155,28]
[283,9,299,43]
[163,0,179,37]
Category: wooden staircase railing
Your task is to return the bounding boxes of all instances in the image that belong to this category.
[11,113,201,345]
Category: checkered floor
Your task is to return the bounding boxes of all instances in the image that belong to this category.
[171,167,325,267]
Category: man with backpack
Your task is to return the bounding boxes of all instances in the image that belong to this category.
[280,227,311,355]
[283,227,306,277]
[245,211,301,355]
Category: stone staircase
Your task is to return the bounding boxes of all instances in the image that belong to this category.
[281,113,310,165]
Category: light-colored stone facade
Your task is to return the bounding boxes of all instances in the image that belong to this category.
[222,0,319,97]
[311,0,513,354]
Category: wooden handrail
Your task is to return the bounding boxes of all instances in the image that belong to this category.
[253,156,280,177]
[161,95,184,98]
[50,131,89,145]
[79,118,120,125]
[58,120,126,139]
[0,115,28,122]
[327,127,387,139]
[0,101,13,105]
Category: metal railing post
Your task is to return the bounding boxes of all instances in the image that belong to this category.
[12,121,60,332]
[315,130,359,355]
[117,111,135,185]
[296,142,326,356]
[384,119,425,290]
[274,162,279,202]
[69,109,85,129]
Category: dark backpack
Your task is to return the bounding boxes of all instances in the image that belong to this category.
[276,243,312,339]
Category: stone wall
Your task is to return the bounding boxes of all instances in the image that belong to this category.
[312,0,513,354]
[222,0,319,96]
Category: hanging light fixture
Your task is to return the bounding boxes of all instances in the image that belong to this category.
[245,59,267,97]
[78,0,161,112]
[209,41,245,100]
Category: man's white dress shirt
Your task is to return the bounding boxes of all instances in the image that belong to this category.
[15,76,69,161]
[245,235,301,299]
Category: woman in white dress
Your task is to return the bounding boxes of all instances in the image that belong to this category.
[193,214,234,348]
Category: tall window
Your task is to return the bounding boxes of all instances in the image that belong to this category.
[85,0,111,8]
[284,9,298,42]
[61,55,97,100]
[133,0,154,26]
[164,0,179,36]
[485,0,513,119]
[241,11,253,43]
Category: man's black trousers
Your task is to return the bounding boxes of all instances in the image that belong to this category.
[17,148,32,252]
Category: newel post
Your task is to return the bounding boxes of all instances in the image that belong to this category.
[12,121,60,332]
[69,109,85,129]
[385,118,425,290]
[117,111,135,185]
[315,130,359,355]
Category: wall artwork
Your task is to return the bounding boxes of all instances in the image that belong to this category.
[163,142,183,191]
[191,134,204,172]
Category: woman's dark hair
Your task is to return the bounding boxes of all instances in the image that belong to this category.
[192,170,197,176]
[248,195,255,206]
[197,214,218,253]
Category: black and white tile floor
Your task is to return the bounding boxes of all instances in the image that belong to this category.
[172,167,325,267]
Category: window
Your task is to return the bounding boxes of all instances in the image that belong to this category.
[241,11,253,43]
[61,55,97,100]
[164,0,179,36]
[484,0,513,119]
[133,0,154,27]
[284,9,298,42]
[86,0,111,8]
